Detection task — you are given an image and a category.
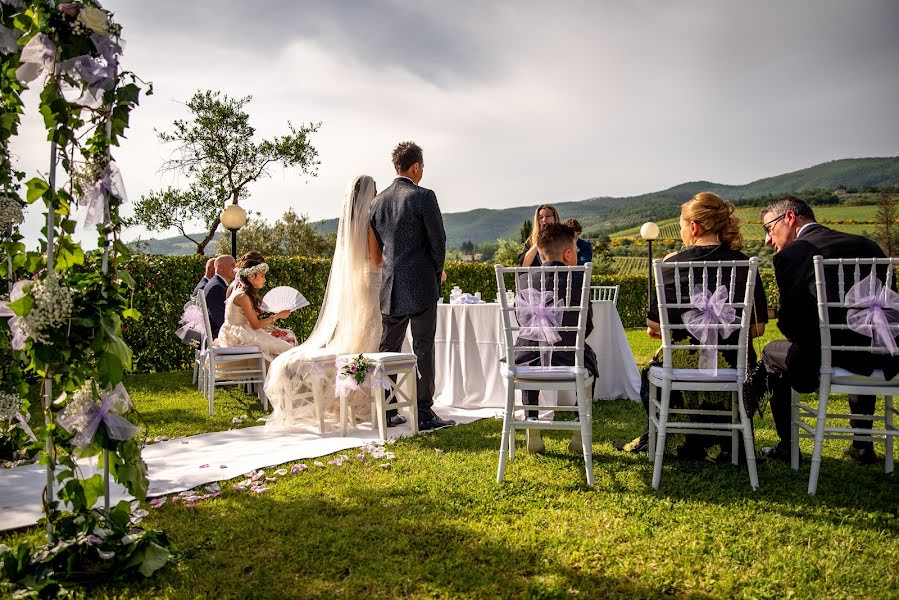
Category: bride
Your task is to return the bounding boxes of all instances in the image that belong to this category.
[264,175,383,430]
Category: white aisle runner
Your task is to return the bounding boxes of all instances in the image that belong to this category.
[0,406,496,532]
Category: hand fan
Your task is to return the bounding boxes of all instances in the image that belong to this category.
[261,286,309,312]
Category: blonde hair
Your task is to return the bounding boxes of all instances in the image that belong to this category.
[681,192,743,251]
[528,204,561,246]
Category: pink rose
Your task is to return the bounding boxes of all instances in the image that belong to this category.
[58,3,80,17]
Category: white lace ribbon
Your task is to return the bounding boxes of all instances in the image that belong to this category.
[845,271,899,355]
[681,284,738,374]
[56,383,140,450]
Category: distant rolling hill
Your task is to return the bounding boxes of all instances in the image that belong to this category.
[133,157,899,254]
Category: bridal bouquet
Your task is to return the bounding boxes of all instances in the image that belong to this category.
[340,354,374,388]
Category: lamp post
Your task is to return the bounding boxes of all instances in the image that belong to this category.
[220,203,247,258]
[640,221,660,310]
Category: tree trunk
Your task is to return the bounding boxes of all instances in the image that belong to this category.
[196,218,220,255]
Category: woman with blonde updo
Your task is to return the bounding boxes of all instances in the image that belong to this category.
[614,192,768,460]
[216,252,295,362]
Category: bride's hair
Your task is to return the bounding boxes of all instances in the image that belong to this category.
[236,252,266,313]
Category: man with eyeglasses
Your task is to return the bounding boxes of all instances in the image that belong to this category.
[753,195,894,465]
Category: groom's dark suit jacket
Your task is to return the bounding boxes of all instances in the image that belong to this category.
[370,177,446,316]
[202,274,229,339]
[774,222,899,378]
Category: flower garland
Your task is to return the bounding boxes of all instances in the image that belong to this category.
[235,262,268,278]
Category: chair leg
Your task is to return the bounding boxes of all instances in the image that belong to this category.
[578,380,594,486]
[340,392,348,437]
[259,358,268,412]
[791,389,801,470]
[207,357,215,416]
[731,391,739,465]
[647,380,657,462]
[885,395,894,475]
[497,383,515,482]
[314,376,327,434]
[408,369,419,436]
[808,381,831,495]
[738,390,759,491]
[375,385,388,442]
[652,382,671,490]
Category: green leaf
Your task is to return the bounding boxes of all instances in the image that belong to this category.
[122,307,141,320]
[117,269,136,288]
[99,351,124,384]
[138,542,171,577]
[82,474,105,510]
[7,293,33,317]
[25,178,49,204]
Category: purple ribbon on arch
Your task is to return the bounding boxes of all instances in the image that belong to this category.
[4,280,28,351]
[77,161,127,230]
[845,272,899,355]
[515,287,564,367]
[15,33,56,84]
[682,284,738,373]
[56,383,140,451]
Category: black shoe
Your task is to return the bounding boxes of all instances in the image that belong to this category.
[844,444,878,465]
[760,442,791,463]
[613,435,648,453]
[676,443,708,461]
[418,415,456,431]
[386,414,407,428]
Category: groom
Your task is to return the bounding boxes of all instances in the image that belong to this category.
[370,141,455,431]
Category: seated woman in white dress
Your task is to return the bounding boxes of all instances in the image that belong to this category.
[216,253,295,362]
[264,175,383,431]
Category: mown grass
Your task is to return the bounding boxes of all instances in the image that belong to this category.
[2,325,898,599]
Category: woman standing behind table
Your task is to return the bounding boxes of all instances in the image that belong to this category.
[613,192,768,460]
[518,204,561,266]
[216,253,295,362]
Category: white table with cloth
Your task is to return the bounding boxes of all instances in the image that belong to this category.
[404,301,640,408]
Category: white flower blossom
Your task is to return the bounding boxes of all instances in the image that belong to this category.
[77,6,110,34]
[0,392,21,420]
[20,275,75,345]
[0,195,23,232]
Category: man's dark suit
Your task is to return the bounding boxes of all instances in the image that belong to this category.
[193,276,210,296]
[370,177,446,416]
[764,223,898,448]
[202,274,230,339]
[513,261,599,417]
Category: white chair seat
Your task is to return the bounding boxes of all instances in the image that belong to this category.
[212,345,262,355]
[649,366,741,382]
[830,367,899,385]
[358,351,418,365]
[501,363,589,380]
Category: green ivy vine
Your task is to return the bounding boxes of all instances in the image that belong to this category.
[0,1,170,595]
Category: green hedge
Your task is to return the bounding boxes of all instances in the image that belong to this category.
[117,257,780,373]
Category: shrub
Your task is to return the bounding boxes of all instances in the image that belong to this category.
[114,257,781,373]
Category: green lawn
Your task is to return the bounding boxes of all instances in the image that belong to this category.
[2,324,898,599]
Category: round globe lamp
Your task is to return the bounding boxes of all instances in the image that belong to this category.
[640,222,660,310]
[220,204,247,258]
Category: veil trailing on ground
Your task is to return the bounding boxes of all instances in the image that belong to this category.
[264,175,382,431]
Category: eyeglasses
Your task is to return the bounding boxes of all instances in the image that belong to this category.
[763,213,787,236]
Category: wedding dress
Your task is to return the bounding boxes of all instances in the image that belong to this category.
[217,290,295,362]
[264,175,383,431]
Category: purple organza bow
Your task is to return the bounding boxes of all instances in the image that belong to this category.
[61,34,121,109]
[0,23,20,55]
[845,272,899,355]
[515,287,564,367]
[77,161,127,230]
[682,284,738,373]
[176,302,205,345]
[15,33,55,83]
[57,383,140,451]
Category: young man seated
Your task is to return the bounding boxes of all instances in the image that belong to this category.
[513,222,598,454]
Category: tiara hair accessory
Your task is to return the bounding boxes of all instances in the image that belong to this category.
[235,262,269,278]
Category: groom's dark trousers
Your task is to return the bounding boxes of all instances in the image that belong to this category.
[379,305,437,414]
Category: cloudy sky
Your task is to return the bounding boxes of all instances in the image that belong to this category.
[10,0,899,247]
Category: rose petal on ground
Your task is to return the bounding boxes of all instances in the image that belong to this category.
[380,463,391,468]
[199,464,210,469]
[435,449,444,455]
[290,464,308,474]
[314,461,324,467]
[273,468,288,476]
[149,498,167,508]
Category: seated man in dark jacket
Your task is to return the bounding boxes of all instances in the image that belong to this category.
[514,222,598,454]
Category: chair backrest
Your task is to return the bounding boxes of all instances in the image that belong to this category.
[652,258,758,378]
[812,256,899,368]
[195,290,215,353]
[590,285,619,304]
[494,262,593,369]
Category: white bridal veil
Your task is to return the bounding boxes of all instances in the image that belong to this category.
[263,175,382,430]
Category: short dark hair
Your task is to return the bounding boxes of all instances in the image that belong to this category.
[562,218,582,234]
[760,195,816,223]
[536,222,576,259]
[392,141,423,173]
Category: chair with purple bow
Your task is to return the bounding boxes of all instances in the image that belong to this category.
[792,256,899,494]
[494,263,595,485]
[647,258,760,490]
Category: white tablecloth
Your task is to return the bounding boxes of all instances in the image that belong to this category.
[404,302,640,408]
